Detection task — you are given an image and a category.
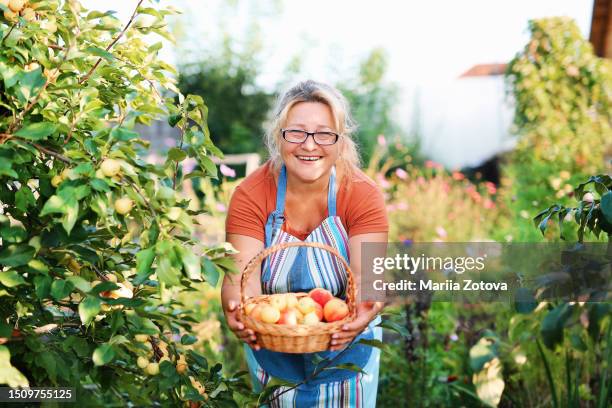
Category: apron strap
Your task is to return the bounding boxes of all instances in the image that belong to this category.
[327,166,337,217]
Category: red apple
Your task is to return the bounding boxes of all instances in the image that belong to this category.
[278,308,300,325]
[309,288,334,307]
[323,298,349,322]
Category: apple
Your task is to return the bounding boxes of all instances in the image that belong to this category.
[51,175,63,187]
[313,303,323,321]
[323,298,349,322]
[8,0,24,13]
[176,355,188,374]
[278,308,300,325]
[259,305,280,323]
[100,158,121,177]
[269,294,287,311]
[21,7,35,21]
[137,356,149,369]
[3,9,17,21]
[249,304,263,321]
[145,362,159,375]
[114,197,133,215]
[105,274,117,283]
[284,293,298,309]
[135,334,149,342]
[302,312,321,325]
[297,297,318,315]
[309,288,334,307]
[244,303,256,316]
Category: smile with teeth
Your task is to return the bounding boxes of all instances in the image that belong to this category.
[297,155,321,161]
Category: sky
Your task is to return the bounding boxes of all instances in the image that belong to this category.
[89,0,596,167]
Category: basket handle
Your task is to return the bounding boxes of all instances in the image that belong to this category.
[239,241,357,320]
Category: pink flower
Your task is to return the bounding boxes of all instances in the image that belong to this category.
[376,173,390,189]
[183,158,197,173]
[417,176,426,185]
[435,226,447,238]
[220,164,236,178]
[483,198,495,209]
[377,135,386,146]
[397,201,409,210]
[425,160,443,170]
[452,171,465,181]
[386,204,397,212]
[215,203,227,212]
[484,181,497,195]
[395,168,408,180]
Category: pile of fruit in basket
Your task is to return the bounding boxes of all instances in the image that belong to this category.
[244,288,349,325]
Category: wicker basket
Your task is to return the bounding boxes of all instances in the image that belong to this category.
[239,241,356,353]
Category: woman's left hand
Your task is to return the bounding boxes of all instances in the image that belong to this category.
[329,301,384,351]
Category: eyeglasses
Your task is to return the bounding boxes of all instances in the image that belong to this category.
[281,129,340,146]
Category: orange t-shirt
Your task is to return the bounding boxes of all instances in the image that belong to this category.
[225,162,388,242]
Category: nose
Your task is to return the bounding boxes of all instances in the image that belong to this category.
[301,134,318,151]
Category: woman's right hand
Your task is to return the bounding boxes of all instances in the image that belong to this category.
[224,300,260,351]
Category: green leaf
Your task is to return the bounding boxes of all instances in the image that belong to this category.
[178,246,201,281]
[323,363,367,374]
[541,303,572,349]
[0,225,27,243]
[199,155,218,179]
[514,287,537,314]
[15,187,36,212]
[180,334,197,345]
[15,69,45,103]
[92,343,115,366]
[134,247,155,285]
[0,244,35,267]
[34,276,51,299]
[38,352,57,383]
[0,160,17,178]
[258,377,296,406]
[40,195,67,216]
[202,257,219,286]
[0,346,29,387]
[15,122,57,140]
[357,338,388,351]
[470,337,498,372]
[85,46,114,61]
[110,127,139,141]
[377,319,410,338]
[0,270,26,287]
[600,191,612,224]
[167,147,187,162]
[61,197,79,234]
[50,279,75,301]
[156,257,180,286]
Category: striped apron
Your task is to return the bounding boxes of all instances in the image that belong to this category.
[244,165,382,407]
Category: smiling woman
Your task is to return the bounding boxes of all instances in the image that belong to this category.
[222,80,388,407]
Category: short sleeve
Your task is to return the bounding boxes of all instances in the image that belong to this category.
[225,185,266,242]
[344,182,389,237]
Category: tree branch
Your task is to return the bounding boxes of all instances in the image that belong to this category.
[78,0,145,85]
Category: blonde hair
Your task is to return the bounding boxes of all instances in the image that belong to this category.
[265,80,360,177]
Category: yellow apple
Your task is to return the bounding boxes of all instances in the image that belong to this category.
[297,297,318,315]
[21,7,35,21]
[8,0,24,12]
[284,293,298,309]
[269,294,287,311]
[145,362,159,375]
[100,158,121,177]
[51,175,63,187]
[137,356,149,369]
[302,312,321,325]
[114,197,133,215]
[135,334,149,343]
[259,305,280,323]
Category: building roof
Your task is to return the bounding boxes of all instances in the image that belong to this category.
[458,63,508,78]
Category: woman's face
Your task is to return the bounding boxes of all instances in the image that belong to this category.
[280,101,340,184]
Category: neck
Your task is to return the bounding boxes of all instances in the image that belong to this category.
[285,169,331,196]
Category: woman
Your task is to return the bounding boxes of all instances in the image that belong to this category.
[222,80,388,407]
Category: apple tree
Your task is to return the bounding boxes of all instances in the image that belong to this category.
[0,0,249,406]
